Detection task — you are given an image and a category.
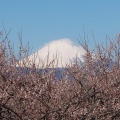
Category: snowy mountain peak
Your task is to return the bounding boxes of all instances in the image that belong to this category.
[18,38,86,68]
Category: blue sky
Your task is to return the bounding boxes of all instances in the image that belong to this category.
[0,0,120,53]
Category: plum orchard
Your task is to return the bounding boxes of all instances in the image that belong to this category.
[0,31,120,120]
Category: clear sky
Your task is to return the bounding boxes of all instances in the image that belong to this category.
[0,0,120,53]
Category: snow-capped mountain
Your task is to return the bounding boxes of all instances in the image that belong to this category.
[18,38,86,68]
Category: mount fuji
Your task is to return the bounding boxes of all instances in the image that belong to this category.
[18,38,86,68]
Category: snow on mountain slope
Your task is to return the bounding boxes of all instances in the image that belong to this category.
[18,38,86,68]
